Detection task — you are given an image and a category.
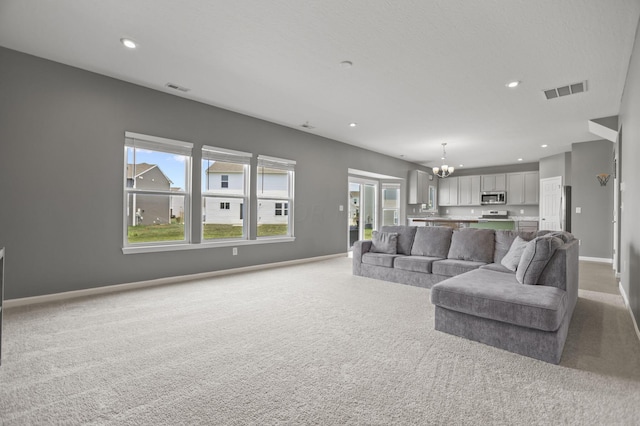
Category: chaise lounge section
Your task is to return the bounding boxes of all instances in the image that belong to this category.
[352,226,579,364]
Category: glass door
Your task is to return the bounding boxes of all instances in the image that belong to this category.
[348,179,378,248]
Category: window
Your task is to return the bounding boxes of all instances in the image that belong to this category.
[202,145,251,241]
[275,202,288,216]
[382,183,401,226]
[257,155,295,238]
[124,132,192,246]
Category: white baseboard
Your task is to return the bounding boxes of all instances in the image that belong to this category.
[4,253,347,309]
[579,256,613,264]
[619,282,640,343]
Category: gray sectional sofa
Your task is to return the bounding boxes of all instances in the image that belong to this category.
[352,226,579,364]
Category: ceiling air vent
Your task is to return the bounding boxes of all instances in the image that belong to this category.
[165,82,190,93]
[543,81,587,100]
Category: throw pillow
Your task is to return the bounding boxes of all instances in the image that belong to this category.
[370,231,398,254]
[516,235,564,285]
[501,236,529,271]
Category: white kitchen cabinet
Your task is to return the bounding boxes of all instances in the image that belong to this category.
[408,170,428,204]
[507,171,539,205]
[481,174,506,192]
[408,170,437,210]
[438,176,459,206]
[458,175,481,206]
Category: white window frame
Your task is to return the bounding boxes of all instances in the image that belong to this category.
[123,132,193,249]
[202,145,251,242]
[257,155,295,239]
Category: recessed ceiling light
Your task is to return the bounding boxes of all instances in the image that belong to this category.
[541,144,548,148]
[349,122,357,127]
[120,38,137,49]
[506,80,520,88]
[517,158,523,162]
[459,164,464,168]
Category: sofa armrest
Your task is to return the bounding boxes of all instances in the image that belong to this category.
[352,240,373,276]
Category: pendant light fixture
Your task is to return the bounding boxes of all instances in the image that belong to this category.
[432,143,454,178]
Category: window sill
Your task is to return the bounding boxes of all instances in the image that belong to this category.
[122,237,295,255]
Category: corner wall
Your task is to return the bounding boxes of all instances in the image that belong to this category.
[619,16,640,331]
[570,140,614,260]
[0,47,422,299]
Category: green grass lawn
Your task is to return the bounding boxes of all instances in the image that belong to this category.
[128,223,288,243]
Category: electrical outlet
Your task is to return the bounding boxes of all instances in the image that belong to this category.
[446,209,450,214]
[520,209,524,214]
[576,207,582,214]
[470,209,474,214]
[232,247,238,256]
[339,205,344,211]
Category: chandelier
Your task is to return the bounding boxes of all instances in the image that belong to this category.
[432,143,454,178]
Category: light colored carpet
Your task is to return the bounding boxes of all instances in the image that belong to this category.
[1,257,639,425]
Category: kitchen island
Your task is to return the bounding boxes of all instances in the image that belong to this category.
[407,216,539,231]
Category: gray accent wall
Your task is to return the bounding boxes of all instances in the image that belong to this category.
[0,47,424,299]
[570,140,614,259]
[619,16,640,333]
[540,152,572,185]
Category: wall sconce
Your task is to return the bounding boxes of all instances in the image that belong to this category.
[596,173,611,186]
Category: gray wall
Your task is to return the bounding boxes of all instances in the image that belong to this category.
[539,152,572,185]
[619,16,640,332]
[570,140,614,259]
[0,47,424,299]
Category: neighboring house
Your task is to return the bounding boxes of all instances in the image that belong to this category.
[204,162,245,225]
[205,162,288,225]
[126,163,172,226]
[170,187,184,222]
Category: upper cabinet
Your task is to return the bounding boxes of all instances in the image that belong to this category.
[408,170,437,209]
[507,171,539,205]
[481,174,506,192]
[458,175,481,206]
[438,176,459,206]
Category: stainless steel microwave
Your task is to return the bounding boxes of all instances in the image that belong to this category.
[481,191,506,205]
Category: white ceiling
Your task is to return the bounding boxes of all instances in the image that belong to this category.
[1,0,639,169]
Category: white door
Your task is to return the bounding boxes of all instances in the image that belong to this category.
[539,176,562,231]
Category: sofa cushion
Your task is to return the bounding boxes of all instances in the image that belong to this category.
[370,231,398,254]
[501,236,529,271]
[516,235,564,285]
[430,269,568,332]
[494,230,536,264]
[362,252,399,268]
[381,226,417,255]
[394,255,444,274]
[447,228,495,263]
[410,226,453,258]
[432,259,486,277]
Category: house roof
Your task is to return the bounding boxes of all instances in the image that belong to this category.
[126,163,173,184]
[206,162,245,173]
